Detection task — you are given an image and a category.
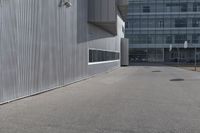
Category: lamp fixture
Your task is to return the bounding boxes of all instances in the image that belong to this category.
[60,0,72,8]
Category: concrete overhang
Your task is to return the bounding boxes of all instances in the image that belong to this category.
[88,0,117,35]
[90,22,117,36]
[117,0,128,20]
[88,0,128,35]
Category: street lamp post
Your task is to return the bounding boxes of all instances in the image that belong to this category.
[169,44,180,64]
[195,46,197,71]
[184,41,197,71]
[177,47,180,65]
[170,42,197,70]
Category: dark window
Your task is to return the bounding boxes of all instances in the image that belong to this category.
[193,3,200,12]
[158,20,164,28]
[89,49,120,63]
[181,3,187,12]
[192,18,200,27]
[193,3,197,11]
[125,22,128,28]
[166,36,172,44]
[175,18,187,27]
[166,3,187,12]
[175,34,187,44]
[192,34,200,43]
[143,6,150,12]
[147,36,152,44]
[140,35,147,44]
[166,3,179,7]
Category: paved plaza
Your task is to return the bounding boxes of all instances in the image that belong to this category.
[0,66,200,133]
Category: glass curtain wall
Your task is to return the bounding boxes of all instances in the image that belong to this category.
[126,0,200,63]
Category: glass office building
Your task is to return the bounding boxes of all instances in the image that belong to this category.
[126,0,200,63]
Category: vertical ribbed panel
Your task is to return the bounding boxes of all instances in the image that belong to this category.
[88,0,116,22]
[0,0,126,103]
[0,0,80,103]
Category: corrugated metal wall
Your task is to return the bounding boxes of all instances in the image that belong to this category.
[0,0,79,103]
[87,9,125,75]
[0,0,125,103]
[88,0,116,22]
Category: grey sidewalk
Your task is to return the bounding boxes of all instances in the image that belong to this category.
[0,66,200,133]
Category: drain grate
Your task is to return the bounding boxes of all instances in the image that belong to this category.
[152,70,161,73]
[170,78,185,82]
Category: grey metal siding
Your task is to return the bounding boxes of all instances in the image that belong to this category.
[0,0,78,103]
[0,0,126,103]
[121,38,129,66]
[87,15,125,74]
[88,0,116,22]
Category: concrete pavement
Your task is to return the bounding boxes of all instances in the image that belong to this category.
[0,66,200,133]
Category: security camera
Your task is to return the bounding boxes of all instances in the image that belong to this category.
[63,1,72,8]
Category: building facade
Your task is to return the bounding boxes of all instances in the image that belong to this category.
[0,0,128,103]
[126,0,200,63]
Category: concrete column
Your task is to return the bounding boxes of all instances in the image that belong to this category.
[121,38,129,66]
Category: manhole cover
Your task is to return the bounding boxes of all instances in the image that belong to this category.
[170,78,184,81]
[152,70,161,72]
